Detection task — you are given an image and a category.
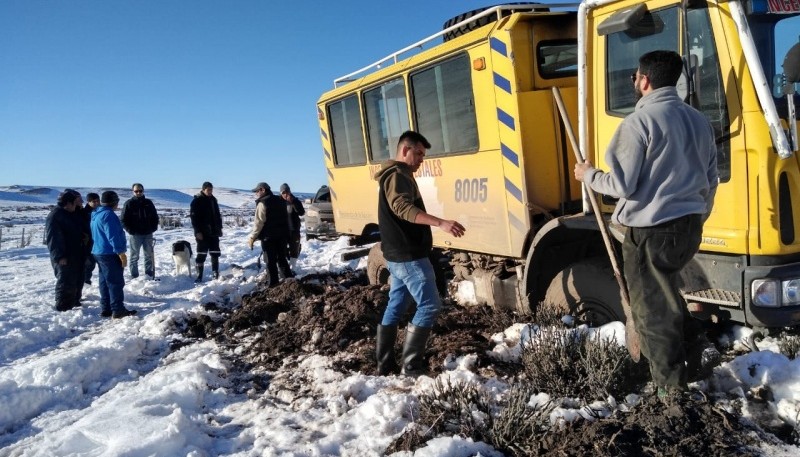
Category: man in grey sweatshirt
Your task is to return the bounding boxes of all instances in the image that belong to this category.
[574,50,719,394]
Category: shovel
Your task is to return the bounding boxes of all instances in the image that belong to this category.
[551,86,641,362]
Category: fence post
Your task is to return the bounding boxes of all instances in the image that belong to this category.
[19,227,24,249]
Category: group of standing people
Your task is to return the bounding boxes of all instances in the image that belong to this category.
[45,188,137,318]
[245,182,304,287]
[188,180,304,286]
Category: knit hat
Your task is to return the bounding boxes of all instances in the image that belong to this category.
[202,181,213,190]
[100,190,119,206]
[279,183,290,194]
[252,182,270,193]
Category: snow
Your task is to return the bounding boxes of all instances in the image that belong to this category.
[1,190,800,456]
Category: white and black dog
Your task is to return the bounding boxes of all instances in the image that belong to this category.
[172,240,193,276]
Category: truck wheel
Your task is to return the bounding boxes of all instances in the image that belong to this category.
[442,3,548,41]
[367,243,390,285]
[542,258,625,326]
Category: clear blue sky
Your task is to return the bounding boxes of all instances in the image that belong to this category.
[0,0,494,193]
[1,2,797,193]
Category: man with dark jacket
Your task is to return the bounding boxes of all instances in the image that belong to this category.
[120,183,159,279]
[82,192,100,284]
[65,189,89,305]
[45,190,84,311]
[190,181,223,282]
[279,183,305,267]
[374,131,465,376]
[247,182,293,287]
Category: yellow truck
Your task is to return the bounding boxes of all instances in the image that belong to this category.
[317,1,800,330]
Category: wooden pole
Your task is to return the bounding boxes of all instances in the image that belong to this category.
[551,86,640,361]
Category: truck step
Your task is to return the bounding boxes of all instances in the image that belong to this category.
[682,288,741,307]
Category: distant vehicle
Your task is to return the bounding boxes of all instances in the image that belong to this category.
[305,185,336,240]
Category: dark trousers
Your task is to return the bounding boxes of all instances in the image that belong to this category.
[261,237,293,286]
[288,231,301,259]
[52,257,82,311]
[623,214,703,387]
[84,254,96,283]
[196,236,221,272]
[95,254,126,314]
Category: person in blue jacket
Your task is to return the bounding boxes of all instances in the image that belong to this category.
[91,191,137,319]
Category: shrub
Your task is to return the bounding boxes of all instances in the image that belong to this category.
[520,326,646,400]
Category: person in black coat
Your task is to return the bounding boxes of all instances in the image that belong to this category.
[247,182,293,287]
[82,192,101,285]
[120,183,159,279]
[279,183,305,266]
[189,181,223,282]
[45,190,84,311]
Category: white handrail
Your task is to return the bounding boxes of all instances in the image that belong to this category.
[333,3,580,87]
[728,0,794,158]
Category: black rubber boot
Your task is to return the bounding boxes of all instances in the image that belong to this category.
[194,264,204,283]
[376,325,399,375]
[686,335,721,381]
[211,256,220,280]
[401,325,432,376]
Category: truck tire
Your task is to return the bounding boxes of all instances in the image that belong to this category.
[542,257,625,326]
[367,243,390,285]
[442,3,548,41]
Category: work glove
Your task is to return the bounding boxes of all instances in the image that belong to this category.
[248,238,254,250]
[119,253,128,268]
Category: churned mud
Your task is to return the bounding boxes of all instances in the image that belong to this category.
[181,270,781,456]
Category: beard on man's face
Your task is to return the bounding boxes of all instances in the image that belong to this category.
[634,82,643,101]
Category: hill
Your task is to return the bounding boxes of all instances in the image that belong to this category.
[0,185,313,209]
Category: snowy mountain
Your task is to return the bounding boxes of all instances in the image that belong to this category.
[0,185,313,209]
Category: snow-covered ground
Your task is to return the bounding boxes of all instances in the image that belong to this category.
[2,190,800,456]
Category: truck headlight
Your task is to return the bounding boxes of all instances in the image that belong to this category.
[751,278,800,307]
[752,279,779,307]
[783,279,800,306]
[306,209,319,218]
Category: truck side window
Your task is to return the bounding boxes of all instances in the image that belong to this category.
[606,7,680,115]
[410,53,478,156]
[687,4,731,182]
[329,94,367,166]
[538,39,579,78]
[364,78,410,162]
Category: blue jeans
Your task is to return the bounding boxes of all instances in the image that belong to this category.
[381,258,442,328]
[129,234,155,278]
[94,254,126,314]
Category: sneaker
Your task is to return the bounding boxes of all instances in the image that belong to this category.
[146,275,160,281]
[212,271,219,280]
[100,310,112,318]
[112,309,138,319]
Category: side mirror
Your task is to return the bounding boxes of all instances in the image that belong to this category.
[784,42,800,84]
[773,43,800,98]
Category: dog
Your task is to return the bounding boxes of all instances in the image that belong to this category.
[172,240,193,276]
